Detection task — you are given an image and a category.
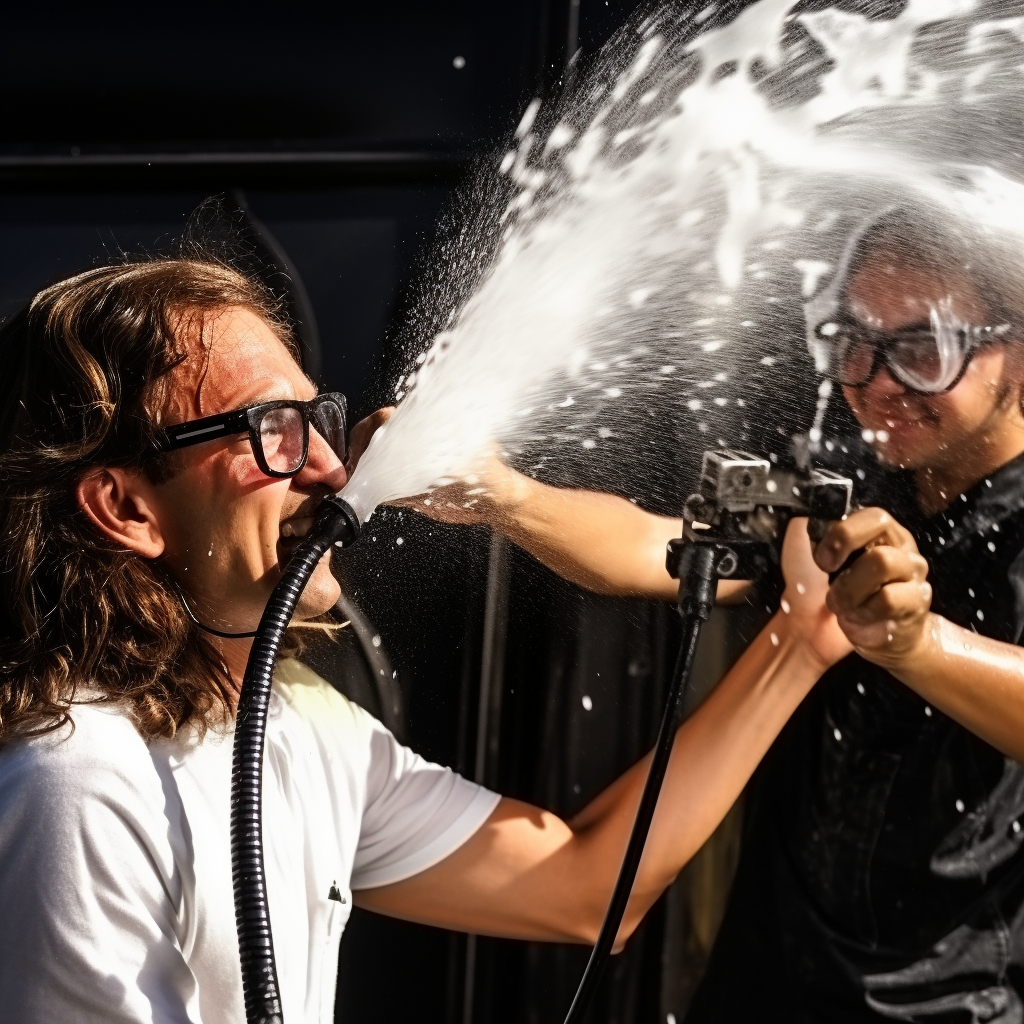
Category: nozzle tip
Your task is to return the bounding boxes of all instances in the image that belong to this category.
[316,495,362,548]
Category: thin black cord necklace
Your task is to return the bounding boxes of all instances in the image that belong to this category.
[172,582,259,639]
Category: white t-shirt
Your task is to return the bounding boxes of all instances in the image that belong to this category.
[0,659,500,1024]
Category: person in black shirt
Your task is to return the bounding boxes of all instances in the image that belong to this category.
[392,206,1024,1020]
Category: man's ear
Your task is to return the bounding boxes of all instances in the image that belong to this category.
[76,467,166,559]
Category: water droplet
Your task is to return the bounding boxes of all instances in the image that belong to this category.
[977,609,985,621]
[582,695,593,711]
[833,728,842,742]
[956,799,966,813]
[207,548,213,557]
[770,632,779,647]
[1014,821,1022,835]
[856,682,865,695]
[452,55,466,69]
[396,537,404,546]
[780,598,791,614]
[988,542,997,552]
[964,643,972,651]
[796,582,807,595]
[924,706,932,717]
[372,635,382,648]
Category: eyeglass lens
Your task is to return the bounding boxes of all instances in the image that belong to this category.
[257,399,347,475]
[311,401,347,464]
[259,407,307,474]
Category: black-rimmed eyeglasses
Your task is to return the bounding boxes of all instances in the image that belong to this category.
[154,393,348,478]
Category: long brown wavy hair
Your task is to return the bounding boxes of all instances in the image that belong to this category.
[0,258,298,745]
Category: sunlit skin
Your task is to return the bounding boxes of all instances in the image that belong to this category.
[77,307,348,688]
[382,249,1024,763]
[76,303,847,945]
[843,252,1024,513]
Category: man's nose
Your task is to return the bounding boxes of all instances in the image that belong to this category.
[864,360,908,402]
[296,426,348,493]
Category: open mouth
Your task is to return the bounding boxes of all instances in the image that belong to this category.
[278,516,315,562]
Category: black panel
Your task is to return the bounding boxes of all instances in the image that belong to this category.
[0,1,548,154]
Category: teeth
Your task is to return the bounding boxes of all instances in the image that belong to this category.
[280,516,314,540]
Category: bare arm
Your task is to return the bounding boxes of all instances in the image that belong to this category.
[819,507,1024,761]
[355,521,846,943]
[350,408,747,602]
[408,462,749,603]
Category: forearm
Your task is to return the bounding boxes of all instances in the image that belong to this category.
[566,612,825,940]
[886,614,1024,761]
[486,473,682,599]
[357,612,826,946]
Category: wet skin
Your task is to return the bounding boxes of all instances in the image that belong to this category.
[151,307,349,637]
[843,252,1024,514]
[802,254,1024,763]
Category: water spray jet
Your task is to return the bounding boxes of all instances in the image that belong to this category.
[227,1,1024,1020]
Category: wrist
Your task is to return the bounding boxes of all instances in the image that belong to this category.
[858,611,942,678]
[773,606,853,677]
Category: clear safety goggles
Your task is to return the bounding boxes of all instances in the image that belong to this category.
[810,316,1011,395]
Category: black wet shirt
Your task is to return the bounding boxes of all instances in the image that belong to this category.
[687,447,1024,1024]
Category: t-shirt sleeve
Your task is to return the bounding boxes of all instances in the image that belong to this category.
[350,711,501,890]
[0,718,197,1024]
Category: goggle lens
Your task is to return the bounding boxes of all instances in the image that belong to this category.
[822,323,982,395]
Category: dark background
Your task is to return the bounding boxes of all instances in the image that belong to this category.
[0,3,789,1022]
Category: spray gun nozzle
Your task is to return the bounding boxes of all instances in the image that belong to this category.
[315,494,363,548]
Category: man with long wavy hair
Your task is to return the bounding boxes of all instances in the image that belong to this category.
[0,257,845,1023]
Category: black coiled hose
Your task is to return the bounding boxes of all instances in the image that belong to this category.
[230,491,714,1024]
[230,495,361,1024]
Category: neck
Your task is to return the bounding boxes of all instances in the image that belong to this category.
[914,424,1024,515]
[213,636,255,711]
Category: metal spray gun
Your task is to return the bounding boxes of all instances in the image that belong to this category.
[565,449,853,1023]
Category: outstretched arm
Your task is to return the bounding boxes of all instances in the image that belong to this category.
[355,520,848,944]
[349,408,747,602]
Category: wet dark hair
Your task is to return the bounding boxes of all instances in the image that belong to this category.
[846,207,1024,330]
[0,257,297,745]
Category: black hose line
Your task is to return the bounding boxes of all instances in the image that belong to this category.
[231,495,361,1024]
[230,489,715,1024]
[562,543,717,1024]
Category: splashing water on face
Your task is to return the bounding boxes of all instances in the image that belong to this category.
[340,0,1024,523]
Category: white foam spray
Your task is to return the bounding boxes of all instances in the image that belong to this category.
[341,0,1024,523]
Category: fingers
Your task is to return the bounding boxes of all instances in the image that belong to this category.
[833,578,933,628]
[826,544,929,612]
[814,508,933,661]
[814,507,915,574]
[346,407,395,473]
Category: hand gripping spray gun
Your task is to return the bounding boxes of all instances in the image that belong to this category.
[230,455,852,1024]
[561,450,853,1024]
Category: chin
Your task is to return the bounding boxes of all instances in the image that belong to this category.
[293,562,342,621]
